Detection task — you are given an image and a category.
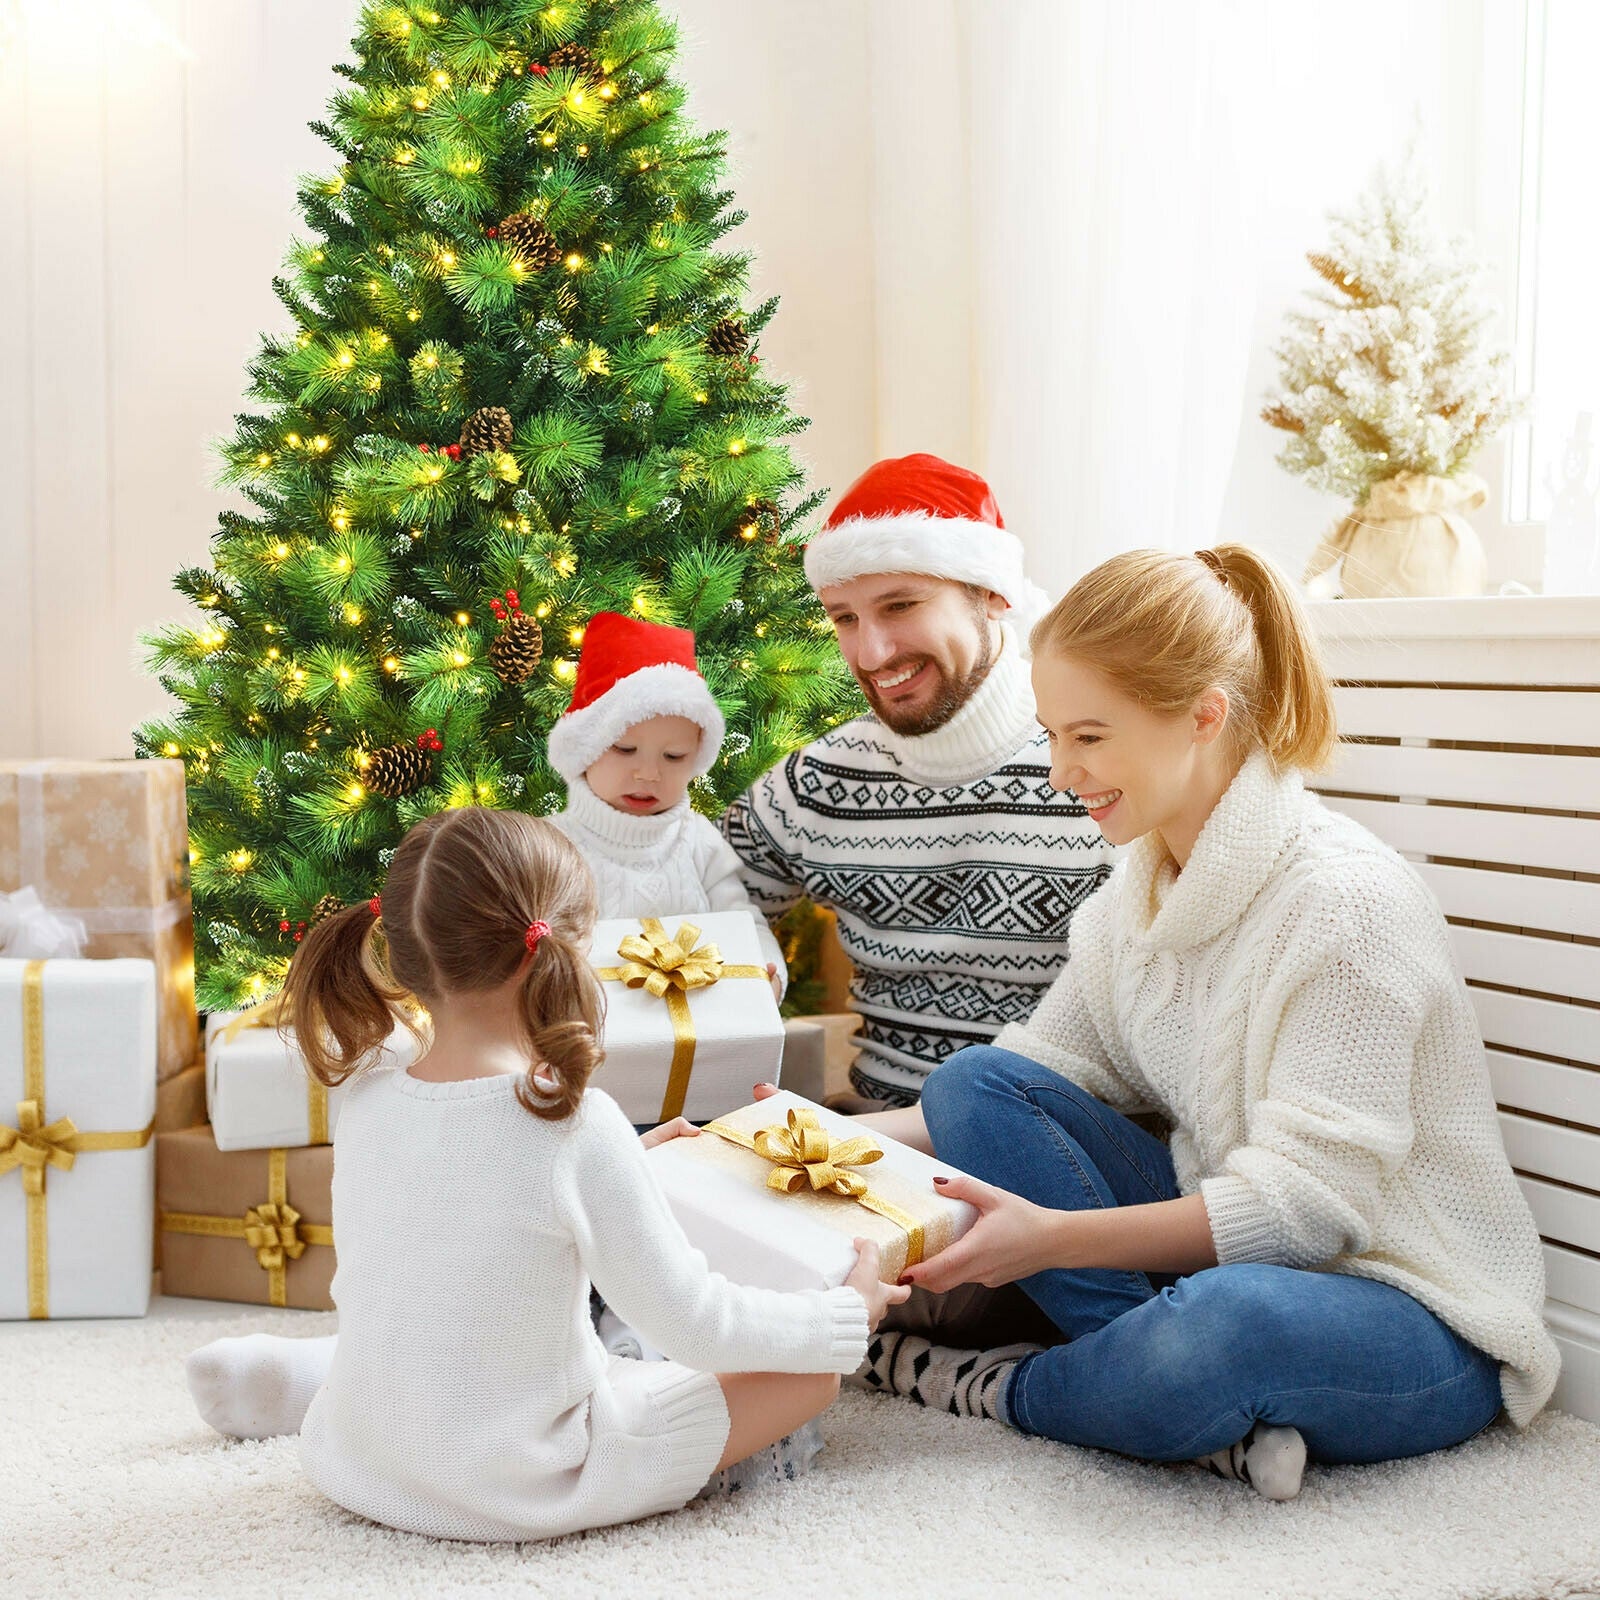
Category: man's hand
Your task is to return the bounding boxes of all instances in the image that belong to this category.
[638,1116,701,1150]
[898,1172,1057,1294]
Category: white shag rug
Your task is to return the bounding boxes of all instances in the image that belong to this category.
[7,1307,1600,1600]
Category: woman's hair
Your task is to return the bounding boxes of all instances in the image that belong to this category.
[1030,544,1337,772]
[281,807,605,1120]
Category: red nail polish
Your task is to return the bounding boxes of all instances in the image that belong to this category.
[933,1176,949,1185]
[896,1275,912,1287]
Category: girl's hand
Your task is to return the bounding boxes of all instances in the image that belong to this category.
[897,1173,1055,1294]
[638,1116,701,1151]
[765,962,783,1002]
[842,1238,912,1332]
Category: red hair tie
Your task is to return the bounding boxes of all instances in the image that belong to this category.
[369,896,382,918]
[524,919,551,952]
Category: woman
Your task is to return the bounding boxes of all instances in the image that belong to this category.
[847,545,1559,1501]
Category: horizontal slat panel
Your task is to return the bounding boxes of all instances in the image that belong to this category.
[1520,1174,1600,1252]
[1316,794,1600,876]
[1489,1051,1600,1125]
[1325,742,1600,812]
[1474,989,1600,1067]
[1451,928,1600,1004]
[1334,686,1600,747]
[1545,1241,1600,1318]
[1420,863,1600,941]
[1499,1112,1600,1190]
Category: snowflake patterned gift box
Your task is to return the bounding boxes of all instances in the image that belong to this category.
[646,1090,978,1289]
[587,910,785,1126]
[204,1003,418,1152]
[0,759,197,1080]
[0,958,158,1320]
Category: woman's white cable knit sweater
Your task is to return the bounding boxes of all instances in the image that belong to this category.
[551,777,786,982]
[994,751,1559,1426]
[298,1074,867,1541]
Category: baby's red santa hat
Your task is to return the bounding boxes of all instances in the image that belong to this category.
[546,611,725,783]
[803,453,1050,639]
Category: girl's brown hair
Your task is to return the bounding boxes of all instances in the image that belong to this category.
[281,807,605,1120]
[1030,544,1337,772]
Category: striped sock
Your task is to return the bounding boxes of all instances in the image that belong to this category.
[848,1331,1043,1421]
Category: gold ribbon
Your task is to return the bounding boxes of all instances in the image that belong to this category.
[594,918,766,1123]
[0,960,156,1318]
[160,1147,333,1308]
[702,1108,926,1269]
[217,992,330,1145]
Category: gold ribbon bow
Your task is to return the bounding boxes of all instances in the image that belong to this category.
[161,1147,334,1308]
[1,961,156,1318]
[703,1108,926,1270]
[595,919,766,1123]
[217,991,330,1145]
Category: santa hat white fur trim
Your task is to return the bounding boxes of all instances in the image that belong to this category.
[803,510,1052,640]
[547,662,726,783]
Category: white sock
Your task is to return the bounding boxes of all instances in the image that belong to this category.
[596,1306,663,1363]
[185,1332,337,1440]
[1197,1422,1307,1501]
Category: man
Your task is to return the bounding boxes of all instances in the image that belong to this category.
[722,453,1116,1109]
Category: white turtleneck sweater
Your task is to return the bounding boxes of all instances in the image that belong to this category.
[995,751,1559,1427]
[551,777,786,984]
[722,627,1117,1105]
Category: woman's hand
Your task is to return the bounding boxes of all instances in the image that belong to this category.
[765,962,783,1002]
[898,1172,1057,1294]
[637,1116,701,1150]
[842,1238,912,1331]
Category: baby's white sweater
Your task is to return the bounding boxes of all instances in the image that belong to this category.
[996,751,1560,1426]
[298,1073,867,1541]
[552,778,786,985]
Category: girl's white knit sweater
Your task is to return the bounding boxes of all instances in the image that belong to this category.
[996,751,1559,1426]
[298,1073,867,1541]
[552,777,786,982]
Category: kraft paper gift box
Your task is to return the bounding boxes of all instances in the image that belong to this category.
[157,1127,334,1309]
[0,958,157,1320]
[0,759,198,1080]
[645,1090,979,1290]
[204,1006,419,1152]
[588,911,784,1125]
[156,1060,207,1134]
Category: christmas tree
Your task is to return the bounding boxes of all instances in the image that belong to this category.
[1262,158,1518,505]
[136,0,859,1011]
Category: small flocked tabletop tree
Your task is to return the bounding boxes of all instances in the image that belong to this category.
[137,0,858,1011]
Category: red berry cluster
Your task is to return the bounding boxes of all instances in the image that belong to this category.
[417,728,444,753]
[279,917,308,944]
[529,62,549,77]
[488,588,523,623]
[417,442,463,459]
[486,226,499,239]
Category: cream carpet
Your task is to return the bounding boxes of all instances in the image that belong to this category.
[7,1306,1600,1600]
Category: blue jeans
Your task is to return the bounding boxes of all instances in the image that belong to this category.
[920,1046,1504,1463]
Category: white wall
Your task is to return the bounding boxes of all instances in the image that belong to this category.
[0,0,1533,759]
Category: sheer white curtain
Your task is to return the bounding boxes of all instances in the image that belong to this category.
[868,0,1270,600]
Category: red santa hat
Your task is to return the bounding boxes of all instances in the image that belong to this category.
[546,612,726,783]
[803,453,1051,635]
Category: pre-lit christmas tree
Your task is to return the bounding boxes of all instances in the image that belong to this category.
[137,0,858,1010]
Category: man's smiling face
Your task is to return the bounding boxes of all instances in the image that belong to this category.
[818,574,1009,736]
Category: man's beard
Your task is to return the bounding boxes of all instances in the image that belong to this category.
[863,628,998,738]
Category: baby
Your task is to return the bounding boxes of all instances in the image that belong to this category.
[545,610,786,994]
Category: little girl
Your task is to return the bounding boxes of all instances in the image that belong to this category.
[184,806,903,1542]
[546,610,785,989]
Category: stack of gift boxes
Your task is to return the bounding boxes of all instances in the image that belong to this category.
[3,760,963,1323]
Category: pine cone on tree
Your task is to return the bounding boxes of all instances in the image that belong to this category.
[309,892,344,925]
[546,41,598,81]
[364,739,433,799]
[458,405,514,458]
[705,317,749,358]
[488,589,544,684]
[498,212,562,270]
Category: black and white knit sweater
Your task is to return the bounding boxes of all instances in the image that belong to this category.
[721,628,1116,1105]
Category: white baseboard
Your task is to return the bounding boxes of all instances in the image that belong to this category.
[1547,1298,1600,1424]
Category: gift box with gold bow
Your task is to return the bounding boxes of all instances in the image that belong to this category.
[157,1127,334,1309]
[204,1001,418,1152]
[0,759,198,1080]
[588,911,784,1125]
[0,958,158,1319]
[645,1090,979,1289]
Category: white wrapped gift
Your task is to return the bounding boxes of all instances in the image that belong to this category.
[588,910,783,1125]
[205,1006,419,1152]
[0,958,157,1319]
[646,1090,979,1289]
